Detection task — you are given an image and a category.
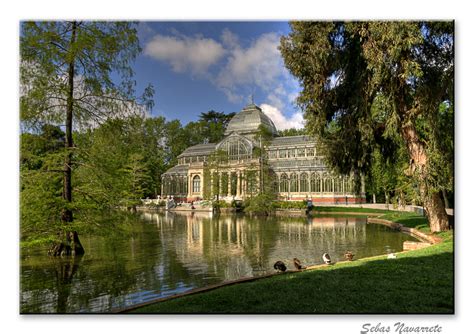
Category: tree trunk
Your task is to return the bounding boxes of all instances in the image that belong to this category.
[401,123,449,232]
[48,231,85,256]
[50,21,85,256]
[441,189,450,209]
[51,255,82,312]
[62,27,74,224]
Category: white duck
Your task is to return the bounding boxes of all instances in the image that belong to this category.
[322,253,332,264]
[387,253,397,259]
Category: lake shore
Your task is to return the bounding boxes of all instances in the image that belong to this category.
[124,209,453,314]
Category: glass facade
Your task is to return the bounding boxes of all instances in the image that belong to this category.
[161,103,361,201]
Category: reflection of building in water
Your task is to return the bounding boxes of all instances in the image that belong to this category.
[161,103,365,203]
[141,212,371,278]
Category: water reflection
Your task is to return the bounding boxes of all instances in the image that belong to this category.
[20,212,416,313]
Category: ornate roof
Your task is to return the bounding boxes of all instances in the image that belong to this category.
[269,135,315,147]
[224,103,278,136]
[163,164,189,176]
[177,143,216,158]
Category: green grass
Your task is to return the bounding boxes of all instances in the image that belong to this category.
[128,209,454,314]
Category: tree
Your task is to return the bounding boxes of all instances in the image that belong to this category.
[278,128,306,137]
[20,126,66,246]
[20,21,153,255]
[121,153,152,210]
[254,124,275,194]
[205,149,230,202]
[280,21,453,232]
[242,125,278,214]
[198,110,235,143]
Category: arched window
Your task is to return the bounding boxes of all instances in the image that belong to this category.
[162,175,169,195]
[192,175,201,193]
[334,177,342,193]
[179,176,186,194]
[218,136,252,161]
[172,176,178,194]
[300,173,309,192]
[280,173,288,193]
[323,176,333,193]
[290,173,298,192]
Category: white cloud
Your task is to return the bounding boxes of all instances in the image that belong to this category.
[143,29,302,116]
[220,87,244,103]
[260,104,304,131]
[144,34,225,75]
[221,28,239,49]
[266,93,285,110]
[215,32,283,93]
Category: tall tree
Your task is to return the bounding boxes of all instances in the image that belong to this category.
[280,21,453,232]
[20,126,66,245]
[198,110,236,143]
[20,21,154,255]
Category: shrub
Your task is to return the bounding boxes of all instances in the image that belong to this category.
[243,193,276,215]
[212,200,230,210]
[273,200,307,210]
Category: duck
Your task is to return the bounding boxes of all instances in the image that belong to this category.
[293,258,306,270]
[322,253,332,265]
[387,253,397,259]
[273,260,287,272]
[344,251,354,261]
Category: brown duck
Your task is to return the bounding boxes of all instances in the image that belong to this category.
[344,251,354,261]
[293,258,306,270]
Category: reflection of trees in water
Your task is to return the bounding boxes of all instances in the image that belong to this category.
[20,256,82,313]
[142,212,372,278]
[146,212,282,278]
[21,212,415,313]
[52,256,82,313]
[21,215,202,313]
[238,215,281,273]
[271,216,363,264]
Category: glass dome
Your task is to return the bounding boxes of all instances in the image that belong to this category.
[224,103,278,136]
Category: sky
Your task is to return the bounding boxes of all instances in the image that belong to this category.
[132,21,304,130]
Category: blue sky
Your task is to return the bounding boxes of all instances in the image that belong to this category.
[131,21,304,130]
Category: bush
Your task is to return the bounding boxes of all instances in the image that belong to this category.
[231,200,244,212]
[144,200,166,209]
[243,193,276,215]
[212,200,230,210]
[273,200,307,210]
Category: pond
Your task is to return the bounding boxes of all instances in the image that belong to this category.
[20,211,418,313]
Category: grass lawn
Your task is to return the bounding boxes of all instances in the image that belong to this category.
[128,210,454,314]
